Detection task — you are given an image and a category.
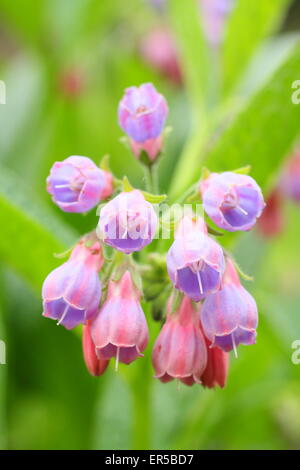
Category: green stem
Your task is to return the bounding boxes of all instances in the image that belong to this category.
[131,358,152,450]
[130,307,160,450]
[143,164,159,194]
[168,123,208,202]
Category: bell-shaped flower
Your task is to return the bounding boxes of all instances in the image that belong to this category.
[42,240,103,329]
[200,172,265,232]
[167,216,225,302]
[152,296,207,386]
[97,190,158,254]
[82,323,109,377]
[201,259,258,353]
[118,83,168,162]
[47,156,113,213]
[200,323,229,388]
[91,271,149,366]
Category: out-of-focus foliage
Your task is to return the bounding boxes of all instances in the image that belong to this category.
[0,0,300,450]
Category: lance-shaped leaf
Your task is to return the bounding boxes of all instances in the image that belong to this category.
[0,165,77,291]
[222,0,291,96]
[205,41,300,191]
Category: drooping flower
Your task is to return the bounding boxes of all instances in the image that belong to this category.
[199,0,234,46]
[82,323,109,377]
[91,271,149,366]
[280,150,300,203]
[201,258,258,353]
[118,83,168,161]
[200,171,265,232]
[42,240,103,330]
[257,188,284,238]
[140,28,182,86]
[47,156,113,213]
[152,296,207,386]
[97,190,158,254]
[200,323,229,388]
[167,216,225,302]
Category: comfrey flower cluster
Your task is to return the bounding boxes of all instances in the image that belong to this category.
[42,82,265,388]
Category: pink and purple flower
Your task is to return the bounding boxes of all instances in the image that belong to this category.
[201,258,258,353]
[47,156,113,213]
[200,171,265,232]
[167,216,225,302]
[97,190,158,254]
[152,296,207,386]
[42,240,103,330]
[118,83,168,161]
[91,271,149,366]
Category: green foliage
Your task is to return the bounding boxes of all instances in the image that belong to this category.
[0,165,76,291]
[0,0,299,451]
[222,0,291,95]
[206,42,300,191]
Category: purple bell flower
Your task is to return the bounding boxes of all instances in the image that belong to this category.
[118,83,168,144]
[97,190,158,254]
[42,240,103,330]
[167,216,225,302]
[201,259,258,353]
[200,172,265,232]
[47,156,113,213]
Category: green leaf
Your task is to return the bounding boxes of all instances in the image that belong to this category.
[222,0,291,95]
[0,166,77,292]
[232,165,251,175]
[205,42,300,191]
[122,176,134,192]
[141,191,167,204]
[168,0,210,120]
[167,0,211,201]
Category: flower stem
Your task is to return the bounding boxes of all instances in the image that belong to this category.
[131,358,152,449]
[143,164,159,194]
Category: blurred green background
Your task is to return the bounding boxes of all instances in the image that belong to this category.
[0,0,300,450]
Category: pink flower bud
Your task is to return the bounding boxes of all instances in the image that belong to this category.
[167,216,225,302]
[200,324,229,388]
[91,271,149,366]
[82,323,109,377]
[201,259,258,353]
[280,150,300,203]
[152,296,207,386]
[118,83,168,144]
[140,28,182,86]
[97,190,158,254]
[47,156,113,213]
[200,171,265,232]
[257,188,284,238]
[42,240,103,329]
[130,135,163,162]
